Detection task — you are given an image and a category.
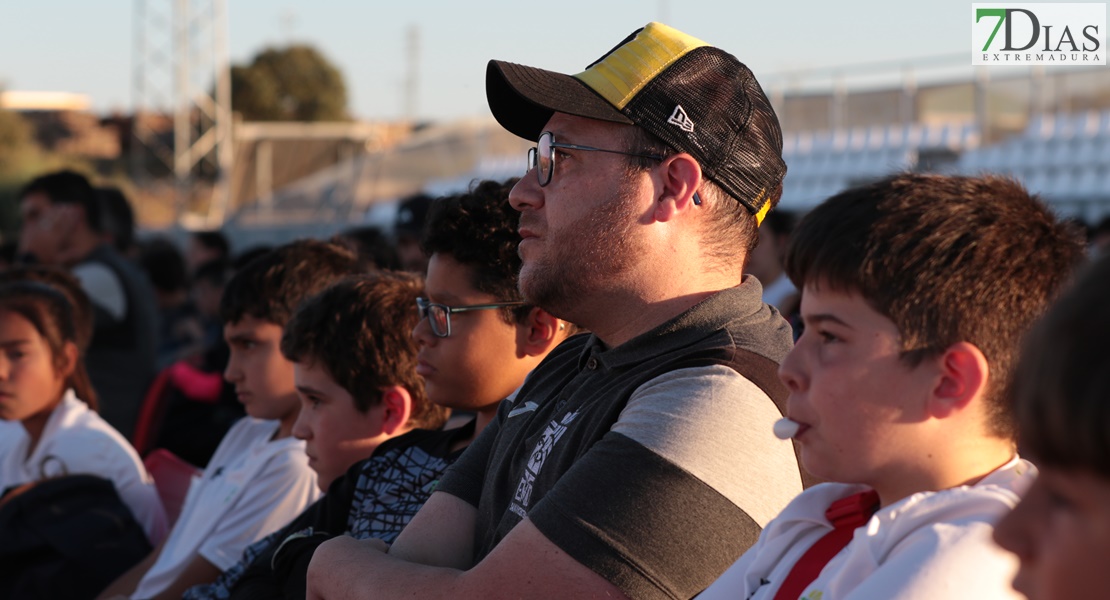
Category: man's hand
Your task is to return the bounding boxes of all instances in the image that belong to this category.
[303,519,629,600]
[307,536,388,600]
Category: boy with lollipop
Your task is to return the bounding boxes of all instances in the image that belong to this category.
[699,173,1085,599]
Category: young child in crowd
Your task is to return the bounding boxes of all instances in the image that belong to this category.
[98,240,363,600]
[992,255,1110,600]
[699,174,1086,599]
[183,179,574,598]
[0,279,167,543]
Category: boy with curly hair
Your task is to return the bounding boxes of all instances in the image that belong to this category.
[185,179,574,598]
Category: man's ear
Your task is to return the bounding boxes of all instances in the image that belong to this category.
[927,341,989,420]
[378,385,414,434]
[653,153,703,223]
[517,307,565,358]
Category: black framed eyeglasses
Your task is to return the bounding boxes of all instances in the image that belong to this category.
[416,297,526,338]
[526,131,700,204]
[526,131,665,187]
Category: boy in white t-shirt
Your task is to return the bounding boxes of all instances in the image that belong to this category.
[699,174,1086,599]
[97,240,364,600]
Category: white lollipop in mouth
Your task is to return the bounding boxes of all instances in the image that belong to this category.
[773,418,801,440]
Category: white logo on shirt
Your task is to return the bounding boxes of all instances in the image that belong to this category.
[510,410,579,513]
[508,401,540,418]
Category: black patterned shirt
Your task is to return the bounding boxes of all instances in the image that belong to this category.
[182,420,475,600]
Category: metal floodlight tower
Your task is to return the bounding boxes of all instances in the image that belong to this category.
[132,0,232,228]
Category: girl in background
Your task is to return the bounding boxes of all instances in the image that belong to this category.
[0,280,166,544]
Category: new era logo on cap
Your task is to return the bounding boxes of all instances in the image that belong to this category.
[668,105,695,133]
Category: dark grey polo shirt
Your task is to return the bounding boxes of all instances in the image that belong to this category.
[437,279,802,600]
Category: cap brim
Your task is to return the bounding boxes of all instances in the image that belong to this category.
[486,60,633,142]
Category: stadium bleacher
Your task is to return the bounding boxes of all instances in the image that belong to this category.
[780,110,1110,221]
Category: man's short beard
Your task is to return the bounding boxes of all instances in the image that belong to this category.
[518,170,646,323]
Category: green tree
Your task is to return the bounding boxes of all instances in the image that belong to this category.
[231,44,349,121]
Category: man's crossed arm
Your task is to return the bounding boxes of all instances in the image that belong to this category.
[304,492,628,600]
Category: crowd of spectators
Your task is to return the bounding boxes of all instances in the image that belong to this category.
[1,21,1107,600]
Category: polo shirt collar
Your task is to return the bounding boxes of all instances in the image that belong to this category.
[577,278,768,372]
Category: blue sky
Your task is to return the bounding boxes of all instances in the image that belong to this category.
[0,0,1017,121]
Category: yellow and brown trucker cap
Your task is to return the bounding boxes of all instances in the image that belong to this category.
[486,22,787,221]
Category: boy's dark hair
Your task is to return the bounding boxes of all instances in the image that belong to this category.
[193,258,232,288]
[785,173,1085,439]
[231,245,273,271]
[191,230,230,260]
[280,272,447,430]
[18,170,102,233]
[138,237,188,294]
[337,226,402,271]
[394,193,434,239]
[421,179,529,324]
[1012,256,1110,476]
[219,239,362,326]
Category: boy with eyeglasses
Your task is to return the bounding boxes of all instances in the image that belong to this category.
[183,179,573,599]
[308,22,802,600]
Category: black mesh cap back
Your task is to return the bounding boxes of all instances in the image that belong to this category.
[622,47,787,214]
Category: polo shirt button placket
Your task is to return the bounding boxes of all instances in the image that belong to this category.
[586,357,599,370]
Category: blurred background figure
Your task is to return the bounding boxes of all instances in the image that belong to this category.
[96,186,137,259]
[191,258,233,350]
[745,209,799,322]
[1089,216,1110,259]
[338,225,401,271]
[0,242,17,270]
[392,192,433,274]
[135,253,242,468]
[16,169,159,438]
[137,237,205,370]
[185,230,230,278]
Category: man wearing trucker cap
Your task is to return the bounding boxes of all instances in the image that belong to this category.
[307,22,803,600]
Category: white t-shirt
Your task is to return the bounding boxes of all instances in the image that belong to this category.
[0,390,168,544]
[132,417,319,599]
[698,457,1034,600]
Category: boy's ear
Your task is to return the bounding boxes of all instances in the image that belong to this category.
[927,341,990,420]
[652,153,703,223]
[378,385,414,434]
[517,307,564,357]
